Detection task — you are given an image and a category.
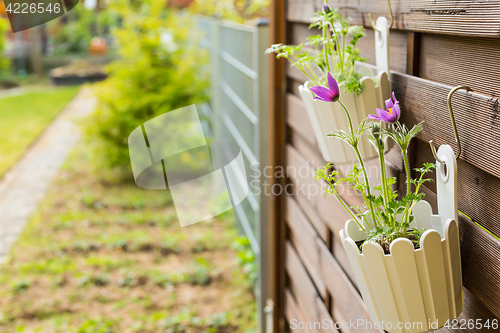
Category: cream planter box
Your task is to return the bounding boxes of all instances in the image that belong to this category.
[340,145,463,333]
[299,71,391,164]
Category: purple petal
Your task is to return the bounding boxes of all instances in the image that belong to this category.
[375,108,386,117]
[385,97,394,110]
[378,112,396,123]
[392,102,401,120]
[385,91,399,110]
[367,114,382,121]
[392,91,398,104]
[313,96,333,102]
[310,86,335,101]
[326,72,340,100]
[374,107,397,123]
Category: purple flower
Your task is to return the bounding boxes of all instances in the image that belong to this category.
[368,92,401,123]
[310,73,340,102]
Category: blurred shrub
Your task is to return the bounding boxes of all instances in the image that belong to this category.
[50,4,119,54]
[83,0,209,179]
[189,0,270,23]
[0,18,9,71]
[0,17,11,86]
[231,236,257,288]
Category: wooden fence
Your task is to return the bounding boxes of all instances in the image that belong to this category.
[266,1,500,332]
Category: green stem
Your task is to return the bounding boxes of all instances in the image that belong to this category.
[400,147,412,233]
[308,65,319,81]
[338,100,354,135]
[323,26,331,73]
[329,22,341,74]
[402,148,411,196]
[335,193,367,232]
[341,33,346,76]
[402,171,427,229]
[377,144,389,209]
[338,100,378,228]
[285,56,321,86]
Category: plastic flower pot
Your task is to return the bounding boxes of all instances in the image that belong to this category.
[339,145,463,333]
[298,17,392,164]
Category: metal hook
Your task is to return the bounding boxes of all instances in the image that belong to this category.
[369,0,394,32]
[429,85,472,164]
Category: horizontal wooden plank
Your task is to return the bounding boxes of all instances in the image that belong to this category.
[316,297,340,333]
[331,231,355,284]
[285,141,362,279]
[393,71,500,180]
[291,179,329,242]
[286,242,338,332]
[285,142,328,206]
[287,196,327,299]
[420,33,500,97]
[317,237,382,333]
[451,287,500,332]
[286,142,365,213]
[285,289,309,333]
[285,134,357,279]
[286,242,320,326]
[459,213,500,319]
[287,0,500,37]
[287,93,322,153]
[288,78,303,98]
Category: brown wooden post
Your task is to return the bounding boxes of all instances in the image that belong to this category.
[406,31,421,76]
[267,0,287,331]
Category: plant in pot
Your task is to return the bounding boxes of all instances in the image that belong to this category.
[315,82,463,333]
[266,2,391,164]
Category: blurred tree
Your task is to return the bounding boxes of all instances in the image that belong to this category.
[0,17,10,72]
[189,0,269,23]
[83,0,209,180]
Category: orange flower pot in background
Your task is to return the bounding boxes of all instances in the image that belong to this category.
[89,37,108,55]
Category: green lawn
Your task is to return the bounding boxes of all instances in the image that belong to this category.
[0,142,256,332]
[0,87,80,177]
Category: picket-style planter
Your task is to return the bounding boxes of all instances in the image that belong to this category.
[298,17,392,164]
[339,145,463,333]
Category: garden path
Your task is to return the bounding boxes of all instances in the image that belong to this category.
[0,87,95,261]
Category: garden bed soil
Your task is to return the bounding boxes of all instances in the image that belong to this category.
[355,232,421,255]
[0,146,255,332]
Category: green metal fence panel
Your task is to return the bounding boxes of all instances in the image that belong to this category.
[196,16,270,333]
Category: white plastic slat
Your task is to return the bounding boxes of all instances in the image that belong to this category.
[414,249,436,325]
[443,218,463,318]
[390,238,428,332]
[340,230,381,325]
[377,71,391,107]
[345,219,367,242]
[362,243,402,331]
[421,230,451,324]
[384,253,411,331]
[412,200,433,230]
